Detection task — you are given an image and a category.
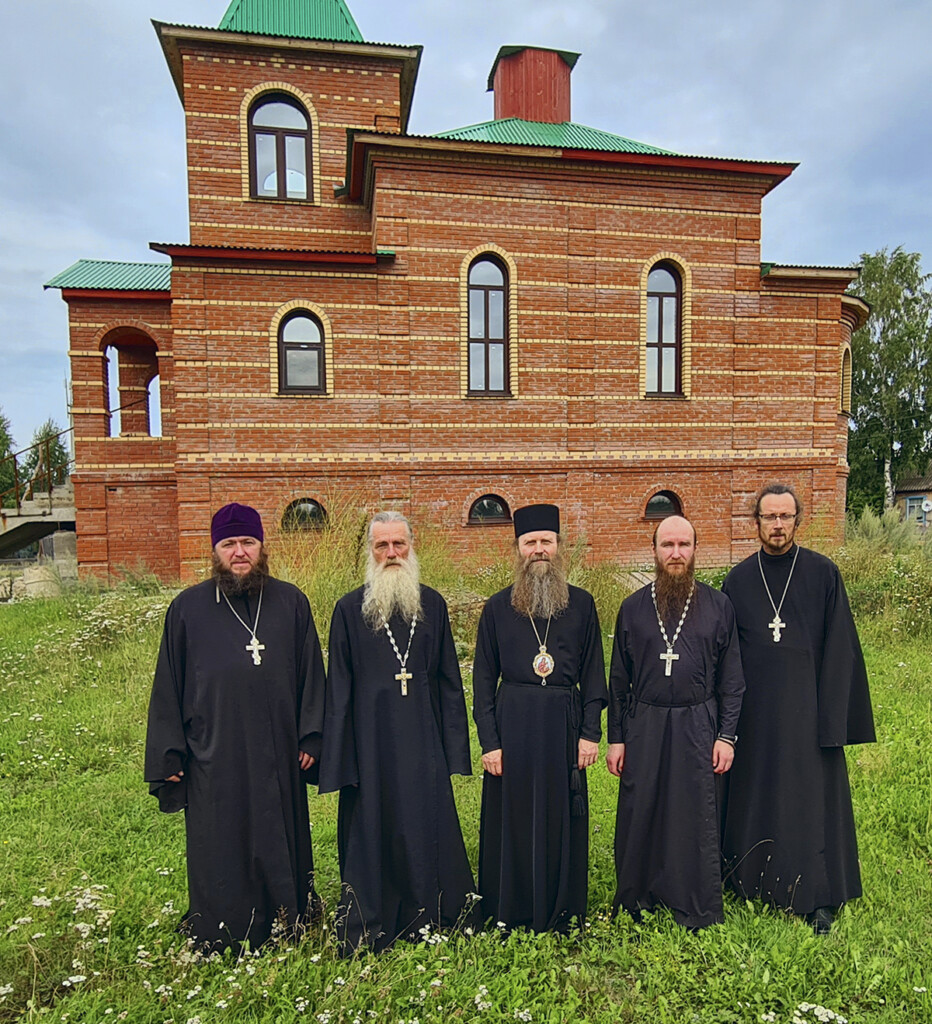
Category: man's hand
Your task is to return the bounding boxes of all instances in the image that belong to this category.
[165,771,184,783]
[605,743,625,777]
[712,740,734,774]
[482,749,503,776]
[577,738,599,770]
[298,752,315,771]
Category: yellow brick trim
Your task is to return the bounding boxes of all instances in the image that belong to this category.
[269,299,334,397]
[238,82,322,205]
[189,220,369,237]
[176,447,835,466]
[187,193,347,210]
[840,344,852,414]
[177,418,824,431]
[378,186,758,222]
[639,253,693,398]
[76,461,175,469]
[388,214,740,248]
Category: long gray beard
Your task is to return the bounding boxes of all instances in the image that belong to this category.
[511,551,570,620]
[362,548,423,629]
[654,560,696,623]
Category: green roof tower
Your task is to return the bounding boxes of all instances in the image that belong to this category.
[218,0,364,42]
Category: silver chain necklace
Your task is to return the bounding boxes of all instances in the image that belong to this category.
[382,610,417,696]
[528,615,554,683]
[650,580,694,676]
[221,586,265,665]
[757,545,800,642]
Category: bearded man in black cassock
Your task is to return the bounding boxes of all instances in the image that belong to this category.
[720,483,875,934]
[607,515,744,929]
[319,511,476,955]
[144,502,326,952]
[473,503,607,932]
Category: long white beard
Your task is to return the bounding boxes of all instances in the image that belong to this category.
[362,548,423,628]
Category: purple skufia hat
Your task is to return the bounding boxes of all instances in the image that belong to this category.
[211,503,264,546]
[513,503,560,539]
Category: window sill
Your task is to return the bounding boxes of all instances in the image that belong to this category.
[249,195,318,205]
[643,392,687,400]
[276,390,331,398]
[465,392,515,399]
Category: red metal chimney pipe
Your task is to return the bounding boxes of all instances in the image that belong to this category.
[488,46,580,123]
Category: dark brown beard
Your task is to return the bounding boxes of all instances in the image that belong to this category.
[211,548,270,597]
[654,557,695,623]
[511,547,570,619]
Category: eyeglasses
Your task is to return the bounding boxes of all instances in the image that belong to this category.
[758,513,797,523]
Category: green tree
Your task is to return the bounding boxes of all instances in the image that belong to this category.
[20,418,70,495]
[848,247,932,509]
[0,405,15,505]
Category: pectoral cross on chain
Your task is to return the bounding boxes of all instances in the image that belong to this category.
[245,636,265,666]
[395,670,413,696]
[659,647,679,676]
[769,614,785,643]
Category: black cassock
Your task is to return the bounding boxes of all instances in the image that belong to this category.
[319,585,476,954]
[144,577,325,951]
[609,582,745,928]
[721,545,875,913]
[472,586,607,932]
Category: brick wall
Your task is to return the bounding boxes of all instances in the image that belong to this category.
[60,27,857,583]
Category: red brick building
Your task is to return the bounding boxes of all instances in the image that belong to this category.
[47,0,868,581]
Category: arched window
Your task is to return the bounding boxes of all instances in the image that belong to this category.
[468,256,510,395]
[646,263,682,395]
[468,494,511,524]
[645,491,682,519]
[278,311,325,393]
[249,95,312,200]
[282,498,327,531]
[148,373,162,438]
[840,347,852,414]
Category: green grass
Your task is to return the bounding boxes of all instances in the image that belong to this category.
[1,540,931,1023]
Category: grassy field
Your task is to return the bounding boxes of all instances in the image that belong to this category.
[1,518,931,1023]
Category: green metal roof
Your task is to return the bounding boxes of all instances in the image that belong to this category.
[433,117,677,155]
[45,260,171,292]
[218,0,363,42]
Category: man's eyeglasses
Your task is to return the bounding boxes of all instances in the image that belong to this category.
[758,513,797,523]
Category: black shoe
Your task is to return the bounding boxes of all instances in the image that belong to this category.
[807,906,834,935]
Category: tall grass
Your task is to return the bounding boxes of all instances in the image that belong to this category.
[1,514,931,1022]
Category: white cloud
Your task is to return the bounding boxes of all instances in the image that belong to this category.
[1,0,930,442]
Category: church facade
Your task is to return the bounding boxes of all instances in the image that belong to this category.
[47,0,867,581]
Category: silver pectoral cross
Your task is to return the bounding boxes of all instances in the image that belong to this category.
[659,647,679,676]
[769,614,785,642]
[245,636,265,665]
[396,670,413,696]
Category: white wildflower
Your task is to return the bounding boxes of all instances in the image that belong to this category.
[32,896,53,908]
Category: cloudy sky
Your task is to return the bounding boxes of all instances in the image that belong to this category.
[1,0,930,449]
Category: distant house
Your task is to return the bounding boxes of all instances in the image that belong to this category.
[894,475,932,528]
[46,0,868,581]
